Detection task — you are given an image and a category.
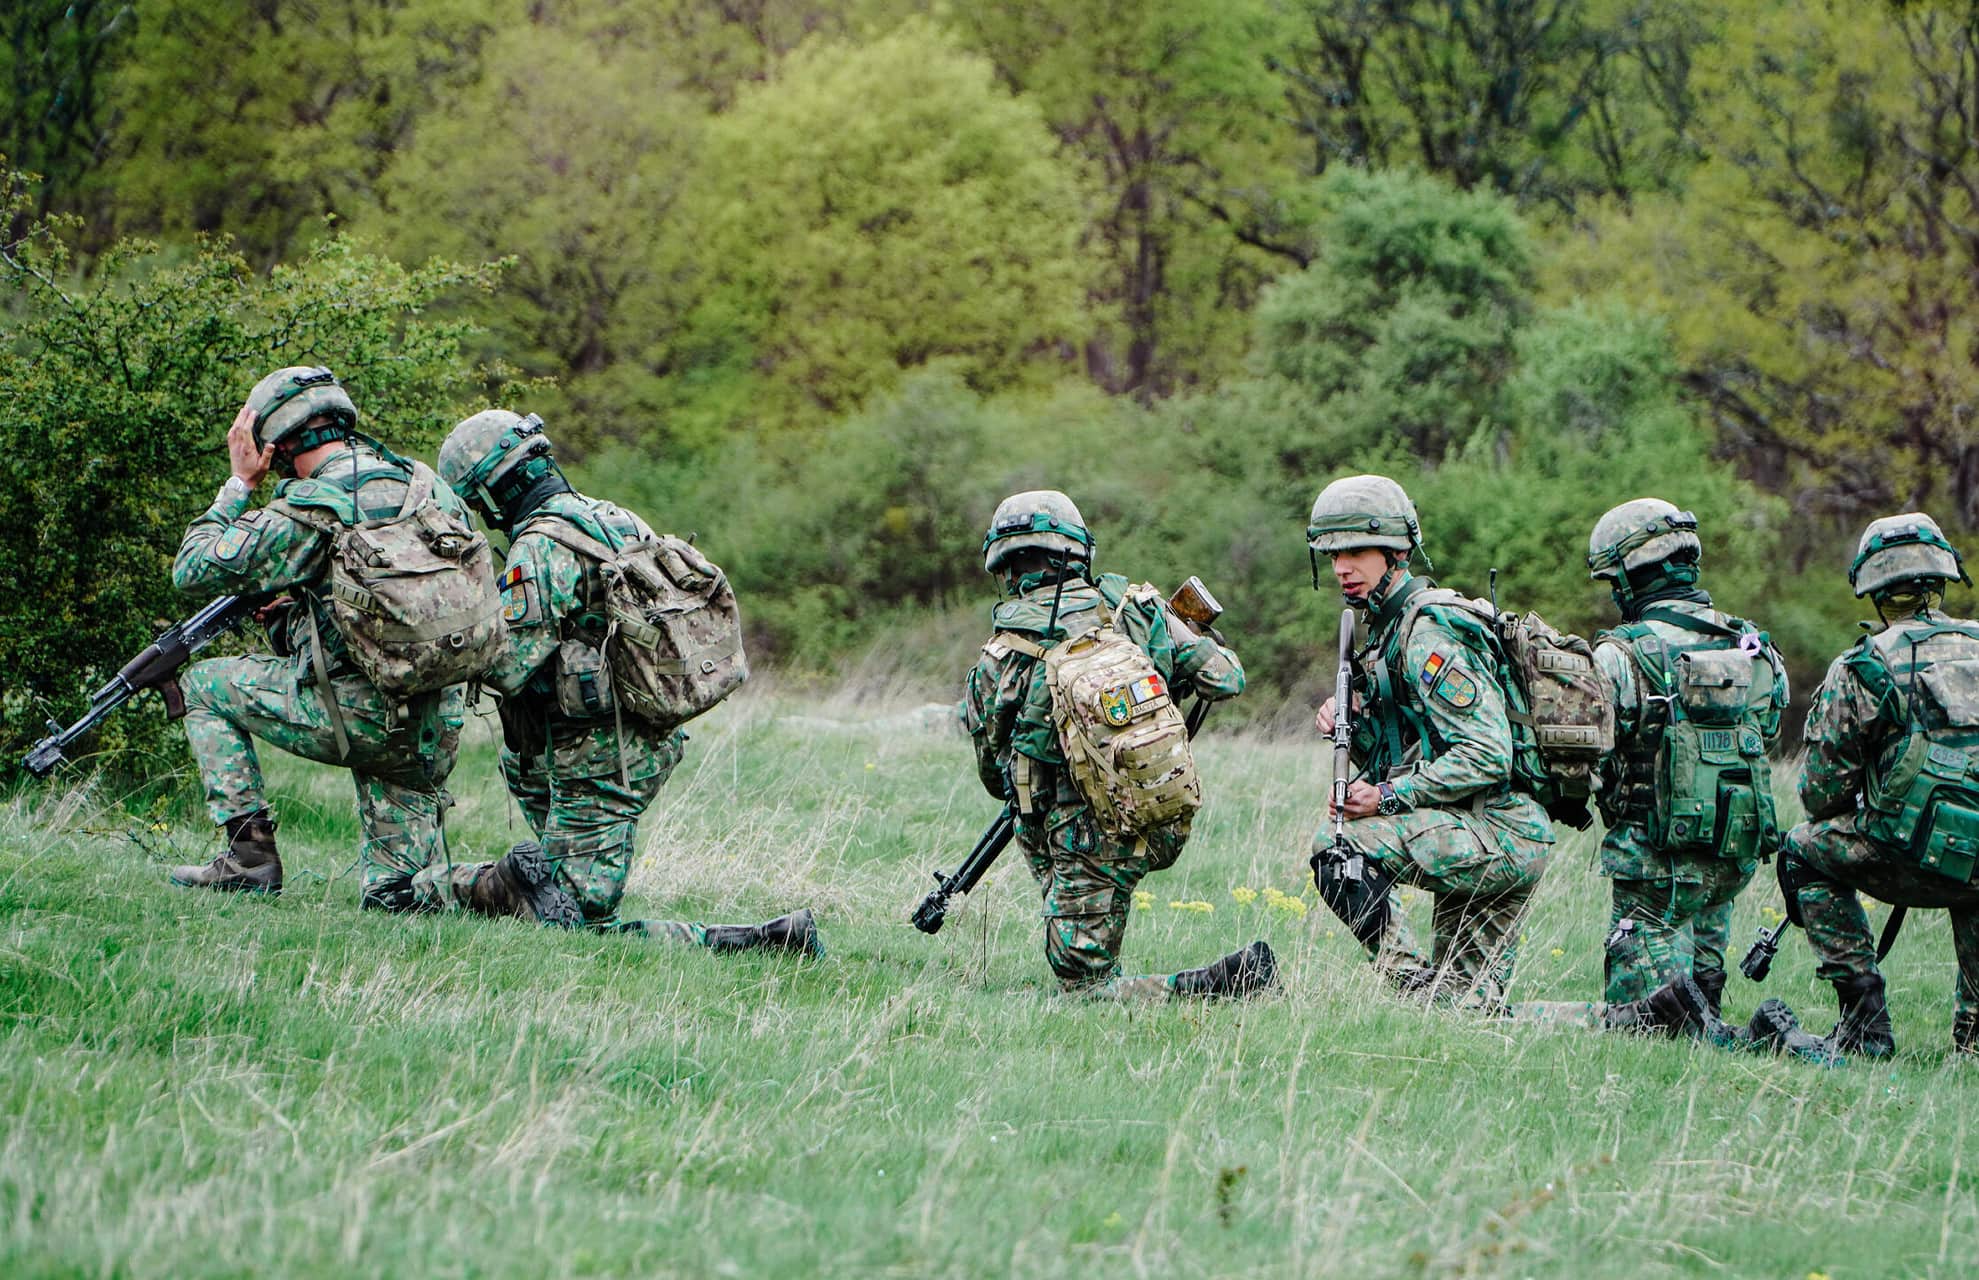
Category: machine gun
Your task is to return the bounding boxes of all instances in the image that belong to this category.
[22,594,264,777]
[910,577,1226,936]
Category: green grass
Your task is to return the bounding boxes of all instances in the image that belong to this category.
[4,687,1977,1277]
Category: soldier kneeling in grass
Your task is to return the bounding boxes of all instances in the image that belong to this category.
[415,409,820,957]
[962,489,1273,1000]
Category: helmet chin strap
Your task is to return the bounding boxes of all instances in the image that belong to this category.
[1354,557,1408,612]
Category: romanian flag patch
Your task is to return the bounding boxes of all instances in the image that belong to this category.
[1420,651,1447,688]
[502,563,529,589]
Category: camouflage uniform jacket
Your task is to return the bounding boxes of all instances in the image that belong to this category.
[1801,609,1979,826]
[488,491,654,715]
[1593,598,1787,879]
[1352,574,1554,845]
[173,442,468,679]
[964,573,1244,802]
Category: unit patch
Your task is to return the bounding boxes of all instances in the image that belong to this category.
[1098,672,1167,726]
[211,515,261,565]
[500,561,540,625]
[1433,667,1480,709]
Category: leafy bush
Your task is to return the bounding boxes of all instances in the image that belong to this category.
[0,175,501,779]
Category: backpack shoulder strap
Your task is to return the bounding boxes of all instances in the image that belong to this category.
[1844,633,1905,725]
[993,632,1049,660]
[396,461,436,519]
[529,515,619,564]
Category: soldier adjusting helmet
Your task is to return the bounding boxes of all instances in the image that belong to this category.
[1850,512,1971,598]
[1586,498,1702,582]
[246,366,358,455]
[982,490,1094,573]
[438,409,559,522]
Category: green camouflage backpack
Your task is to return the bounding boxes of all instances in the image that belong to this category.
[1850,619,1979,883]
[531,516,748,731]
[1389,590,1614,828]
[1604,608,1785,860]
[285,461,506,699]
[995,583,1200,836]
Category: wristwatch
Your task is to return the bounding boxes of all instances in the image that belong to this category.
[219,475,252,504]
[1375,782,1406,816]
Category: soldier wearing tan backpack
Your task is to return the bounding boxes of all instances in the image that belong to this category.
[418,410,820,956]
[962,490,1273,1000]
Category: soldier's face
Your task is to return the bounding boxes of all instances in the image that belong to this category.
[1330,548,1394,603]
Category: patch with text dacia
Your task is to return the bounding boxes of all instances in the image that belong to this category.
[1421,650,1479,709]
[1099,672,1167,725]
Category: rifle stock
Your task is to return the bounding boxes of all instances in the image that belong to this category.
[22,593,262,777]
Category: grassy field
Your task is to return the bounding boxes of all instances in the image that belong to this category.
[3,685,1977,1278]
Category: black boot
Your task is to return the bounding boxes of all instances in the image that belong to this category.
[170,810,282,894]
[1603,974,1713,1037]
[1742,997,1844,1066]
[1171,941,1279,998]
[1827,972,1896,1059]
[1694,968,1728,1021]
[465,842,582,928]
[703,908,824,957]
[1954,1009,1978,1056]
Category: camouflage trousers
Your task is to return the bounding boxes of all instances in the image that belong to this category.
[1016,800,1192,1001]
[181,654,462,907]
[1603,860,1755,1004]
[1784,813,1979,1021]
[412,716,705,943]
[1319,808,1549,1010]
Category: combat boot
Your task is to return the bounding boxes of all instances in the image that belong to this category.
[1742,997,1845,1066]
[1694,968,1728,1020]
[170,810,281,894]
[1826,972,1896,1059]
[703,908,824,957]
[464,842,582,928]
[1171,940,1279,998]
[1953,1009,1978,1056]
[1602,974,1713,1037]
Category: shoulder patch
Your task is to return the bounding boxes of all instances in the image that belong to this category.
[1434,668,1480,709]
[500,560,541,626]
[211,513,263,565]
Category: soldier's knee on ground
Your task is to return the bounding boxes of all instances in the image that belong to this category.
[1312,843,1397,952]
[360,875,423,913]
[1045,912,1124,990]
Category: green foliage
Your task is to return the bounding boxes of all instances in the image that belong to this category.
[682,20,1098,431]
[0,176,501,776]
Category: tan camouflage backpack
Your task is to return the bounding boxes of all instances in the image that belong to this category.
[532,522,748,731]
[998,584,1200,836]
[290,461,506,700]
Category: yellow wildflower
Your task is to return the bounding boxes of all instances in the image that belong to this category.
[1231,886,1258,905]
[1168,900,1214,914]
[1550,948,1564,958]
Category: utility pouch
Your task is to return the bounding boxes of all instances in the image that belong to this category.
[553,639,617,720]
[1867,737,1979,883]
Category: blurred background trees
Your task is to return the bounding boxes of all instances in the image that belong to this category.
[5,0,1972,752]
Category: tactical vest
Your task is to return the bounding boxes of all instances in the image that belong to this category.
[1850,615,1979,883]
[1601,605,1784,860]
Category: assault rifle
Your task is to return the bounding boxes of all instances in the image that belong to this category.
[22,593,265,777]
[910,577,1225,936]
[1325,607,1360,877]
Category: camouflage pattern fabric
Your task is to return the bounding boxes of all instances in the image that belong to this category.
[1323,573,1553,1009]
[1786,608,1979,1025]
[965,573,1244,998]
[420,489,710,942]
[1590,598,1781,1002]
[172,443,469,906]
[182,656,462,902]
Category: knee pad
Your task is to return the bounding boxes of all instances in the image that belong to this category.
[1312,844,1397,950]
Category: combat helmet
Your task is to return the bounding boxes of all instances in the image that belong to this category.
[1586,498,1701,582]
[246,366,358,455]
[1306,475,1421,556]
[1850,512,1972,598]
[438,409,558,522]
[982,490,1094,573]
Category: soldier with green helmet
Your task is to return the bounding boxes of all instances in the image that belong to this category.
[1307,474,1553,1010]
[1780,512,1979,1059]
[167,367,492,912]
[962,489,1273,1000]
[1504,499,1834,1056]
[417,409,820,955]
[1582,500,1791,1023]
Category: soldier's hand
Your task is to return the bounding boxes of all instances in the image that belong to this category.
[1314,693,1360,735]
[228,404,275,488]
[253,595,294,626]
[1332,780,1382,819]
